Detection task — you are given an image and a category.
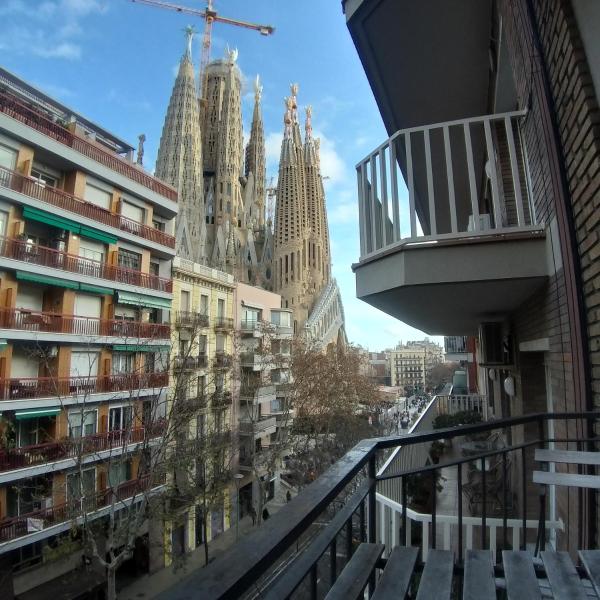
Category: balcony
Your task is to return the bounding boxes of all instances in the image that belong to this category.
[240,384,276,404]
[214,316,234,331]
[211,390,232,407]
[0,236,172,293]
[436,393,490,420]
[240,318,261,336]
[353,112,547,335]
[175,310,209,328]
[0,420,166,474]
[0,307,170,340]
[239,416,277,437]
[0,91,177,203]
[172,411,599,599]
[240,350,272,370]
[0,166,175,249]
[173,353,208,371]
[213,352,231,369]
[0,474,164,545]
[0,371,169,400]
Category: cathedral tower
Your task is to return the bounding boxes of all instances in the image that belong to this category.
[155,28,206,262]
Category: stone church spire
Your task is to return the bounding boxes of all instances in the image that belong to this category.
[304,105,330,295]
[155,27,205,262]
[244,75,266,229]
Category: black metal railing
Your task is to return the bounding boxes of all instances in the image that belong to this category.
[166,410,599,599]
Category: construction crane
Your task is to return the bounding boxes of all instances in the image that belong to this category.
[129,0,274,100]
[266,176,277,228]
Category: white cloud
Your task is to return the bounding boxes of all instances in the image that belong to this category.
[35,41,81,60]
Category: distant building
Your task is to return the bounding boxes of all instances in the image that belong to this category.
[389,340,443,392]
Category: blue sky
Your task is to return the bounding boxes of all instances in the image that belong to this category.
[0,0,440,350]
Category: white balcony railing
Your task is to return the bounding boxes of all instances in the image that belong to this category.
[356,111,538,260]
[436,393,490,420]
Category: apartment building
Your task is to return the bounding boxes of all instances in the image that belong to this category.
[0,69,177,596]
[346,0,600,552]
[444,335,478,393]
[165,257,235,566]
[234,282,292,518]
[389,340,443,392]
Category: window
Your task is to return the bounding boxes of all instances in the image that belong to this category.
[70,351,100,377]
[243,307,261,327]
[0,210,8,238]
[114,305,137,321]
[67,467,96,502]
[0,144,17,171]
[109,405,133,431]
[79,237,105,263]
[152,219,165,232]
[68,409,97,438]
[216,333,225,353]
[271,311,291,328]
[180,290,190,312]
[121,201,145,223]
[112,352,135,374]
[84,184,111,210]
[217,298,225,318]
[200,294,208,315]
[150,261,159,277]
[118,248,142,271]
[30,168,57,188]
[108,460,131,488]
[199,334,207,352]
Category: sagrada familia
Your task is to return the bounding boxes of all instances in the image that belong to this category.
[156,33,345,345]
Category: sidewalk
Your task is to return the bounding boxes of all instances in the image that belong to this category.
[119,511,267,600]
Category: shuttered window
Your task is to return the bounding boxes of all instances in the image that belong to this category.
[121,201,145,223]
[74,293,101,318]
[84,184,111,210]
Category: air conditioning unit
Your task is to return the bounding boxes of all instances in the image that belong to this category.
[479,322,512,365]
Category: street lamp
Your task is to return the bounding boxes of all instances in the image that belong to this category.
[233,473,244,541]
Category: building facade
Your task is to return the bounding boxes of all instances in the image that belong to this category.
[389,341,443,392]
[346,0,600,551]
[233,282,292,517]
[164,257,235,567]
[0,68,177,596]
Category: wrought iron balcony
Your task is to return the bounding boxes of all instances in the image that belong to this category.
[214,351,231,369]
[0,473,165,544]
[0,91,177,202]
[0,307,170,339]
[214,316,234,331]
[0,371,169,400]
[175,310,209,328]
[0,166,175,248]
[168,410,599,599]
[0,237,173,292]
[211,390,232,407]
[173,353,208,371]
[240,318,261,334]
[0,420,166,473]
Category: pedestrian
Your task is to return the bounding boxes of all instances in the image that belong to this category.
[262,507,270,521]
[286,490,292,503]
[249,505,256,525]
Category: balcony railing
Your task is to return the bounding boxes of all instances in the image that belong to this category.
[175,311,209,328]
[0,307,170,339]
[0,473,164,543]
[240,416,277,436]
[173,353,208,371]
[181,411,599,599]
[356,111,537,260]
[0,91,177,202]
[0,166,175,249]
[214,352,231,369]
[0,237,172,292]
[240,318,261,333]
[0,371,169,400]
[211,390,232,407]
[0,420,166,473]
[214,316,234,331]
[436,393,490,420]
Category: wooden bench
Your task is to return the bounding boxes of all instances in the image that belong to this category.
[533,449,600,489]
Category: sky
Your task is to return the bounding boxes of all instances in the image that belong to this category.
[0,0,442,350]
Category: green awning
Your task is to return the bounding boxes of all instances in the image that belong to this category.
[80,283,114,295]
[116,291,171,310]
[23,206,80,234]
[22,206,117,245]
[113,344,170,352]
[16,270,79,290]
[15,408,61,420]
[0,339,7,349]
[80,225,118,245]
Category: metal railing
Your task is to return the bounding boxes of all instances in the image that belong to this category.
[173,353,208,370]
[0,166,175,248]
[356,111,537,260]
[240,319,261,332]
[0,473,164,543]
[214,316,234,330]
[175,310,209,328]
[0,91,178,202]
[0,236,172,292]
[181,411,599,599]
[239,416,277,435]
[214,352,231,368]
[0,307,170,339]
[0,371,169,400]
[0,420,166,473]
[436,393,490,420]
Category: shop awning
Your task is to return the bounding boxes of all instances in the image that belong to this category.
[15,407,61,420]
[80,283,113,295]
[116,291,171,310]
[22,206,118,245]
